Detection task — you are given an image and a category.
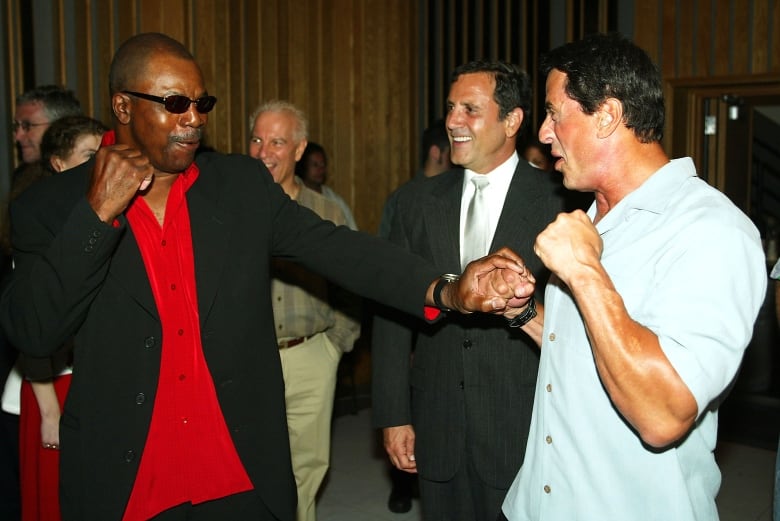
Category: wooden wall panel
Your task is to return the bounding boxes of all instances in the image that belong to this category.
[2,0,418,232]
[5,0,779,223]
[634,1,780,78]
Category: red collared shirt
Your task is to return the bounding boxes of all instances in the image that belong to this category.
[100,133,252,520]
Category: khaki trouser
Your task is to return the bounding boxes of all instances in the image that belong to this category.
[278,332,341,521]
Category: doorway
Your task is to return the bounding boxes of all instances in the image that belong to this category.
[667,75,780,449]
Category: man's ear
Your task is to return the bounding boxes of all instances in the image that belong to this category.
[428,144,441,163]
[597,97,622,138]
[504,107,523,138]
[294,139,308,162]
[112,92,132,125]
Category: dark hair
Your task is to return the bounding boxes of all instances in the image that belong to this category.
[295,142,327,178]
[109,32,195,95]
[40,115,108,172]
[420,119,449,166]
[541,32,664,143]
[16,85,82,122]
[450,60,532,135]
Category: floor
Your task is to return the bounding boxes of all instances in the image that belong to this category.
[317,408,778,521]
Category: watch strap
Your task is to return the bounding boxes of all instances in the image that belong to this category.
[433,274,460,312]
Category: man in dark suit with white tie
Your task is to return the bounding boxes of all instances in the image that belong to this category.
[372,61,566,521]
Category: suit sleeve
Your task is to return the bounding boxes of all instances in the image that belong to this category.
[371,195,419,429]
[1,193,123,357]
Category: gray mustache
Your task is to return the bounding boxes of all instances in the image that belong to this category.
[170,130,202,143]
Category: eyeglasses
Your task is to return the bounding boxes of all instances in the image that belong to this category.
[12,120,49,133]
[122,91,217,114]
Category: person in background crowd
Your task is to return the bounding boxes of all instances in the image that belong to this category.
[11,85,82,167]
[296,142,358,230]
[378,119,451,241]
[7,115,107,521]
[500,32,766,521]
[1,85,82,521]
[520,139,553,172]
[248,100,360,521]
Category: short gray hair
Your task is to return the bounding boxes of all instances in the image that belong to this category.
[16,85,82,122]
[249,100,308,142]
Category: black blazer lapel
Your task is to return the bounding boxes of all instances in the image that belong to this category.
[109,217,158,319]
[424,171,464,273]
[491,162,542,251]
[187,169,229,324]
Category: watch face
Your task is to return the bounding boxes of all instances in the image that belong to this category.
[442,273,461,282]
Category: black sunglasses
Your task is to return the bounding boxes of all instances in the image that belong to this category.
[122,91,217,114]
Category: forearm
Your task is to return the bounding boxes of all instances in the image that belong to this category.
[570,267,697,447]
[30,381,61,419]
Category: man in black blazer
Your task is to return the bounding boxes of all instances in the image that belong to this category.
[0,34,534,521]
[372,61,566,521]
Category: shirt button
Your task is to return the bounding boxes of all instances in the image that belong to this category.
[91,230,101,238]
[182,417,189,424]
[458,381,464,390]
[546,383,552,392]
[124,450,136,463]
[143,336,155,349]
[170,283,176,290]
[544,485,551,494]
[177,329,184,336]
[135,393,145,405]
[178,374,186,381]
[161,240,166,246]
[546,435,553,444]
[548,332,556,341]
[463,339,472,349]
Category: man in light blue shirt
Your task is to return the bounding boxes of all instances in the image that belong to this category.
[501,33,767,521]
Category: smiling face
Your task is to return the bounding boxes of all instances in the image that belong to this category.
[114,53,208,174]
[248,110,307,193]
[539,69,600,191]
[13,101,50,164]
[445,72,520,174]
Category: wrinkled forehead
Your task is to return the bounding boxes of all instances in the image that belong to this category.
[131,53,207,94]
[15,100,47,120]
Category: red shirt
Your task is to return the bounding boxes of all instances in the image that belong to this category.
[101,133,252,520]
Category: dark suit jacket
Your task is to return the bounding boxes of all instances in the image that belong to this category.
[372,160,565,488]
[0,152,439,521]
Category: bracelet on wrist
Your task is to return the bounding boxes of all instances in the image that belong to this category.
[506,296,537,328]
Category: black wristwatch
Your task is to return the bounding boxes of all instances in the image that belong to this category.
[433,273,460,312]
[507,296,537,328]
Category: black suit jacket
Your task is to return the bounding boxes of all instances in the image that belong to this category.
[0,152,439,521]
[372,160,565,488]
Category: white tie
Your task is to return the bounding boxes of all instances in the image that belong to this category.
[461,176,490,271]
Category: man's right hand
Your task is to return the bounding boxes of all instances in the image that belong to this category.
[383,424,418,474]
[87,144,155,223]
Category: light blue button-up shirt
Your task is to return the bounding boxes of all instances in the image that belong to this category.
[503,158,767,521]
